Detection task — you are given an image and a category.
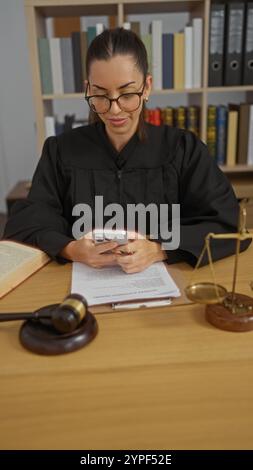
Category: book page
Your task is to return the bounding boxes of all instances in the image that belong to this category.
[71,261,180,306]
[0,242,41,279]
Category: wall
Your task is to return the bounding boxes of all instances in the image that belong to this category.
[0,0,37,213]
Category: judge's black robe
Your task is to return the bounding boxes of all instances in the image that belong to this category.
[3,121,251,266]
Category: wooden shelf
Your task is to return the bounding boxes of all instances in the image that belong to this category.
[25,1,118,17]
[227,178,253,200]
[42,88,204,99]
[43,93,85,99]
[25,0,201,6]
[42,86,253,100]
[220,165,253,174]
[24,0,253,191]
[123,0,203,15]
[152,88,203,94]
[208,86,253,93]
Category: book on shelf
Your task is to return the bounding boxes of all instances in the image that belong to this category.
[226,105,239,166]
[162,33,173,89]
[174,32,184,89]
[60,37,75,93]
[184,26,193,89]
[247,105,253,165]
[206,102,253,166]
[37,15,204,95]
[224,2,245,87]
[151,20,163,90]
[45,116,55,138]
[71,31,83,92]
[208,1,253,87]
[0,241,50,299]
[174,106,186,129]
[192,18,203,88]
[208,3,226,87]
[44,115,88,138]
[45,107,200,137]
[141,33,152,74]
[237,103,251,164]
[50,37,64,94]
[207,105,217,159]
[37,38,53,94]
[216,105,227,166]
[80,31,88,83]
[144,105,200,136]
[130,22,140,37]
[243,2,253,85]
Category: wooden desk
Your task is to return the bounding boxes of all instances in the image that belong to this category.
[0,240,253,450]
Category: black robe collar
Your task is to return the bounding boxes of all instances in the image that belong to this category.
[96,120,140,169]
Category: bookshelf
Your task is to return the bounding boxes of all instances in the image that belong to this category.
[24,0,253,193]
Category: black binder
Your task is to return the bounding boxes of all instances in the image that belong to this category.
[224,2,245,86]
[71,32,83,93]
[208,3,225,87]
[242,2,253,85]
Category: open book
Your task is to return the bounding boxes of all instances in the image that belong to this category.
[0,240,50,299]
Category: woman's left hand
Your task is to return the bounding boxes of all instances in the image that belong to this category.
[113,239,167,273]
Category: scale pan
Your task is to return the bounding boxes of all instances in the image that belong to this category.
[185,282,228,304]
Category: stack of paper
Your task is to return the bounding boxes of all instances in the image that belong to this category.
[71,262,180,307]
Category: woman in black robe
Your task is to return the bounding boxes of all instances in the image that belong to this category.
[4,28,251,273]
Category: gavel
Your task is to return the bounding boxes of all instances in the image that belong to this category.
[0,293,88,333]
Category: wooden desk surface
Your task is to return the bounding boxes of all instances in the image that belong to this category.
[0,240,253,450]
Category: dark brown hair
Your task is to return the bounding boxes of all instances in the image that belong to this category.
[85,27,149,141]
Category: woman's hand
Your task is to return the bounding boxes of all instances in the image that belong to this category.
[113,238,167,273]
[59,236,118,268]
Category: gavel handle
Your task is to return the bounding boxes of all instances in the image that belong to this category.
[0,311,51,322]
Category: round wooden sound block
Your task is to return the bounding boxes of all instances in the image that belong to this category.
[206,293,253,332]
[19,310,98,355]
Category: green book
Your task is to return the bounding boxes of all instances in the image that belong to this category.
[87,27,96,47]
[37,38,53,94]
[141,33,152,73]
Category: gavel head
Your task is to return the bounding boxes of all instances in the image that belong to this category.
[19,294,97,355]
[51,293,88,333]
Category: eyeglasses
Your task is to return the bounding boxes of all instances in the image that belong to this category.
[85,83,146,114]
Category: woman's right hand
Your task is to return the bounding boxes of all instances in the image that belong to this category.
[59,237,118,268]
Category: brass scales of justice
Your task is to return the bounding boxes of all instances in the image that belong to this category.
[185,200,253,332]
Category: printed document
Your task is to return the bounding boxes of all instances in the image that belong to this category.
[71,261,180,306]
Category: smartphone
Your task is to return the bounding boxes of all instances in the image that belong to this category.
[93,229,128,245]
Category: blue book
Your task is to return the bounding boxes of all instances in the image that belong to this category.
[216,105,227,165]
[162,33,173,89]
[55,121,65,136]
